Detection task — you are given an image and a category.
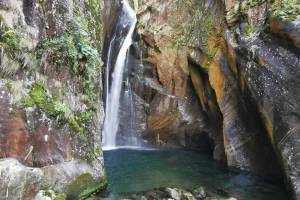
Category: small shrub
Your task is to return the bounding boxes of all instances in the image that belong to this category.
[0,28,20,49]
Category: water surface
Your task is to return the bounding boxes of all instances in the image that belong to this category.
[103,149,289,200]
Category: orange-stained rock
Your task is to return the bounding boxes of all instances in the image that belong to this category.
[270,19,300,49]
[33,124,73,167]
[189,65,207,112]
[208,51,225,105]
[0,109,32,166]
[148,111,180,141]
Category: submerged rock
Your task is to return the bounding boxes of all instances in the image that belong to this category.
[120,187,237,200]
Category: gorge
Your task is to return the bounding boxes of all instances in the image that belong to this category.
[0,0,299,200]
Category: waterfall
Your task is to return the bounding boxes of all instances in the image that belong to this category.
[103,0,137,149]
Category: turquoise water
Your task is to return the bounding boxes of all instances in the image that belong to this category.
[103,149,289,200]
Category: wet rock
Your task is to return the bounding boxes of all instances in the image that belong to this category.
[269,18,300,49]
[193,187,207,200]
[237,35,300,199]
[120,187,237,200]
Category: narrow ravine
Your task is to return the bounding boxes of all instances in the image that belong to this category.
[0,0,299,199]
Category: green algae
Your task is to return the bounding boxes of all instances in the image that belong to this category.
[43,190,53,198]
[66,173,107,200]
[21,82,95,144]
[54,193,67,200]
[21,82,71,117]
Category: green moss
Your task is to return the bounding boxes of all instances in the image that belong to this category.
[22,83,84,137]
[272,0,300,22]
[242,26,260,37]
[37,34,78,70]
[67,116,87,142]
[21,82,98,161]
[43,191,53,198]
[37,18,101,110]
[55,193,67,200]
[0,21,22,76]
[72,0,103,52]
[247,0,266,8]
[21,82,71,117]
[173,0,218,50]
[95,144,102,155]
[66,173,107,200]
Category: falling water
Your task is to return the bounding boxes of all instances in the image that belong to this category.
[103,0,137,149]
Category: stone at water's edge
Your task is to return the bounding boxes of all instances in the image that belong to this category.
[0,0,105,199]
[0,159,103,200]
[120,187,237,200]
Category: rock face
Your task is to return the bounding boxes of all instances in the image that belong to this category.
[103,0,225,157]
[0,0,105,199]
[102,0,300,198]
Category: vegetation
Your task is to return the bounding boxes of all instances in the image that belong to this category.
[172,0,223,71]
[0,21,22,77]
[54,193,67,200]
[66,173,107,200]
[247,0,266,8]
[43,191,53,198]
[0,28,20,49]
[272,0,300,22]
[21,82,93,143]
[173,0,217,49]
[37,19,101,109]
[21,82,71,117]
[242,26,260,37]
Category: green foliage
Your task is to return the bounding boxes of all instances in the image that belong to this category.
[67,116,87,142]
[173,0,217,49]
[43,191,53,198]
[242,26,260,37]
[66,173,107,200]
[37,18,101,110]
[21,82,71,118]
[272,0,300,22]
[37,34,78,70]
[246,0,266,8]
[95,144,102,155]
[21,82,95,145]
[0,28,20,49]
[72,0,103,51]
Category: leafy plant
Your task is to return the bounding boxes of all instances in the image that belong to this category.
[0,28,20,49]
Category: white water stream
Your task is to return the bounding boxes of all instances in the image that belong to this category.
[103,0,137,149]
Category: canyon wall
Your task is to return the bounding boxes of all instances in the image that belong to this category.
[121,0,299,198]
[0,0,105,199]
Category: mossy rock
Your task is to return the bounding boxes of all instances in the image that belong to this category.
[66,173,107,200]
[55,193,67,200]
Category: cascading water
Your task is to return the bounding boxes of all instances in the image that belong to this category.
[103,0,138,149]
